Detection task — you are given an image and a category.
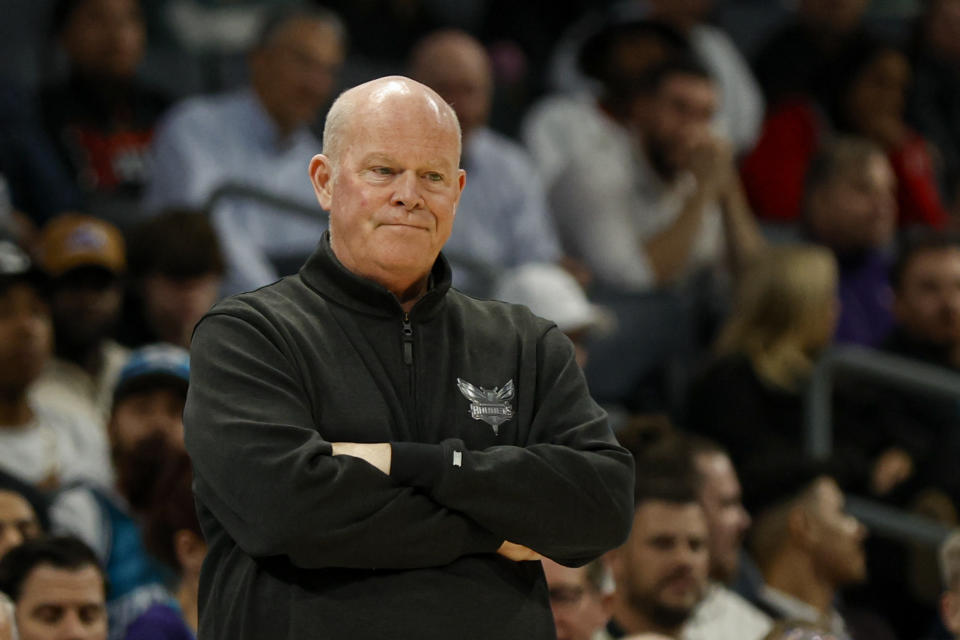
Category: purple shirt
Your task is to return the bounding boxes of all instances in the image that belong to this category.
[835,250,894,347]
[123,604,194,640]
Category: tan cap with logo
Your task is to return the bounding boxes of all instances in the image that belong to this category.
[37,214,126,277]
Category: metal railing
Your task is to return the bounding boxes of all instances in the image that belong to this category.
[804,345,960,546]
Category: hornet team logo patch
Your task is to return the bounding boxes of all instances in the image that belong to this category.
[456,378,514,434]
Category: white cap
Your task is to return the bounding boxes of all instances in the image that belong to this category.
[493,263,614,335]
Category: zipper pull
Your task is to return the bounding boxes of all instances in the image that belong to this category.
[401,313,414,365]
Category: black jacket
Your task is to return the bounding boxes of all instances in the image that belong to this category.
[184,234,635,639]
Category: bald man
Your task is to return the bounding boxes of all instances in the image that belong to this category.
[184,76,635,640]
[408,30,563,296]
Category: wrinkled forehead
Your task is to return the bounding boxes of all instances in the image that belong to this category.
[349,104,462,164]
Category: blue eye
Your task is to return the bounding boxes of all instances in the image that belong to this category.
[425,172,443,182]
[373,167,393,175]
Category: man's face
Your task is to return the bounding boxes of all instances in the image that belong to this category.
[50,268,122,353]
[694,452,750,583]
[845,50,910,126]
[894,248,960,347]
[611,501,709,630]
[806,478,868,586]
[14,564,107,640]
[110,387,185,456]
[142,273,220,348]
[250,19,344,133]
[0,491,42,560]
[809,154,896,251]
[61,0,145,79]
[641,74,717,179]
[0,283,52,391]
[542,559,610,640]
[314,92,466,292]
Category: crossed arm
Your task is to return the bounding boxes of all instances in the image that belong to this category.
[185,309,633,570]
[328,442,543,562]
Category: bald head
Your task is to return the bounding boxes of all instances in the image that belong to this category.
[323,76,462,168]
[408,30,492,138]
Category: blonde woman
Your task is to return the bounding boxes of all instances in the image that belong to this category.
[684,245,839,474]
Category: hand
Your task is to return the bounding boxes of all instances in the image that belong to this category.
[871,447,913,496]
[685,132,734,199]
[331,442,392,475]
[496,541,544,562]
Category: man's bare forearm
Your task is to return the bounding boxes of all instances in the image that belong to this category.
[719,179,765,276]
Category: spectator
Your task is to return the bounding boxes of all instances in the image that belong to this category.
[644,0,764,153]
[752,0,870,108]
[908,0,960,211]
[143,7,346,295]
[549,55,764,294]
[609,431,770,640]
[0,536,107,640]
[941,531,960,638]
[52,344,189,640]
[687,436,762,597]
[684,246,839,478]
[542,558,613,640]
[409,29,563,297]
[524,19,690,194]
[493,263,612,368]
[544,0,763,154]
[30,214,128,432]
[742,35,949,229]
[124,449,202,639]
[0,472,48,560]
[749,469,868,638]
[804,137,897,347]
[848,233,960,504]
[0,239,110,490]
[606,478,710,638]
[120,210,224,349]
[887,233,960,371]
[41,0,170,226]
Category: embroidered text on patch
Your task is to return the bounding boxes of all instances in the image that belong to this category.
[456,378,514,434]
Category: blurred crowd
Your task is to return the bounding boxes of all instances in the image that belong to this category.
[1,0,960,639]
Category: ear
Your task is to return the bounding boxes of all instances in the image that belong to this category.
[788,505,817,550]
[309,154,335,211]
[450,168,466,218]
[174,530,207,575]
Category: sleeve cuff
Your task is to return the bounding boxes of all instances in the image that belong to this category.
[390,441,445,488]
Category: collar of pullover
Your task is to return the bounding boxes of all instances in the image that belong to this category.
[298,231,452,321]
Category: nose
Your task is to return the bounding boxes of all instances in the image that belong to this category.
[391,171,424,211]
[58,609,88,640]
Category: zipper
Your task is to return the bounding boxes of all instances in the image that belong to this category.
[401,312,414,365]
[401,312,418,437]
